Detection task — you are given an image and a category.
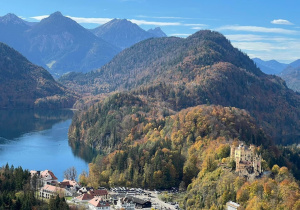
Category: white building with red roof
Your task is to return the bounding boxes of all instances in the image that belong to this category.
[40,170,59,185]
[30,169,59,187]
[88,197,110,210]
[40,184,72,199]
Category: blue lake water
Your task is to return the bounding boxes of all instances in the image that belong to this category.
[0,109,89,181]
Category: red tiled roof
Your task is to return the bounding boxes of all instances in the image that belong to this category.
[61,179,78,187]
[41,184,65,193]
[76,193,94,200]
[88,197,110,207]
[40,170,58,180]
[88,189,108,196]
[48,171,58,180]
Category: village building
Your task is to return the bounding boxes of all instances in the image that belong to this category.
[60,179,80,195]
[77,186,94,194]
[115,198,135,210]
[230,143,262,177]
[124,196,151,209]
[40,170,59,185]
[30,169,59,187]
[88,197,110,210]
[88,189,109,200]
[226,201,244,210]
[76,193,94,201]
[39,184,72,199]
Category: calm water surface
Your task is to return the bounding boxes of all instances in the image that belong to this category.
[0,109,89,181]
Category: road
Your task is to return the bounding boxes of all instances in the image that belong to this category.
[135,190,177,210]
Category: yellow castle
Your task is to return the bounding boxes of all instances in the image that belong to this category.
[230,143,262,177]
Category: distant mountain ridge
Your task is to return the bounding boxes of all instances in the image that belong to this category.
[91,18,167,49]
[147,27,167,37]
[0,42,76,109]
[253,58,300,92]
[0,12,168,76]
[22,11,120,76]
[253,58,288,75]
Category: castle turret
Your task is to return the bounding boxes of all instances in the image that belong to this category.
[230,145,235,160]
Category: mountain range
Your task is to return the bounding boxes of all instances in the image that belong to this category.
[0,41,76,109]
[253,58,300,92]
[0,12,167,76]
[252,58,288,75]
[91,18,166,49]
[64,30,300,147]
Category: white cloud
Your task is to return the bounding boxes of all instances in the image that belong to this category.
[30,15,112,24]
[136,15,193,20]
[191,27,203,30]
[66,16,112,24]
[29,14,209,28]
[232,40,300,63]
[169,33,191,37]
[225,34,296,42]
[129,19,181,26]
[30,15,49,21]
[232,42,287,52]
[218,25,298,35]
[271,19,293,25]
[30,14,182,26]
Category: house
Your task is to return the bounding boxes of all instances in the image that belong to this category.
[40,184,72,199]
[88,189,109,200]
[76,193,94,201]
[30,169,59,187]
[230,143,262,177]
[115,198,135,210]
[88,197,110,210]
[226,201,244,210]
[60,179,80,188]
[78,186,94,194]
[60,179,80,195]
[124,196,151,209]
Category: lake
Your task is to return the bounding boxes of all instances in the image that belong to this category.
[0,109,89,181]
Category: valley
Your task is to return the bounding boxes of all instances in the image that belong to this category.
[0,8,299,210]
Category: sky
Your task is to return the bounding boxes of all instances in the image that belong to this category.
[0,0,299,63]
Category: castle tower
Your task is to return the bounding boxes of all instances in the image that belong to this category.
[230,145,235,160]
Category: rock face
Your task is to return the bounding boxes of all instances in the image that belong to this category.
[91,18,167,49]
[0,42,76,109]
[65,30,300,145]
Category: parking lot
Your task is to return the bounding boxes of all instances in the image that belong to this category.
[110,187,178,210]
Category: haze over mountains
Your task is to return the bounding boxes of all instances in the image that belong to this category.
[253,58,300,92]
[0,12,167,76]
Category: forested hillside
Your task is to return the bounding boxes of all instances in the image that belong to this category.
[64,30,300,144]
[0,42,76,109]
[0,164,69,209]
[67,30,300,209]
[74,104,300,209]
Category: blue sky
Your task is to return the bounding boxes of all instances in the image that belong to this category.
[0,0,299,63]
